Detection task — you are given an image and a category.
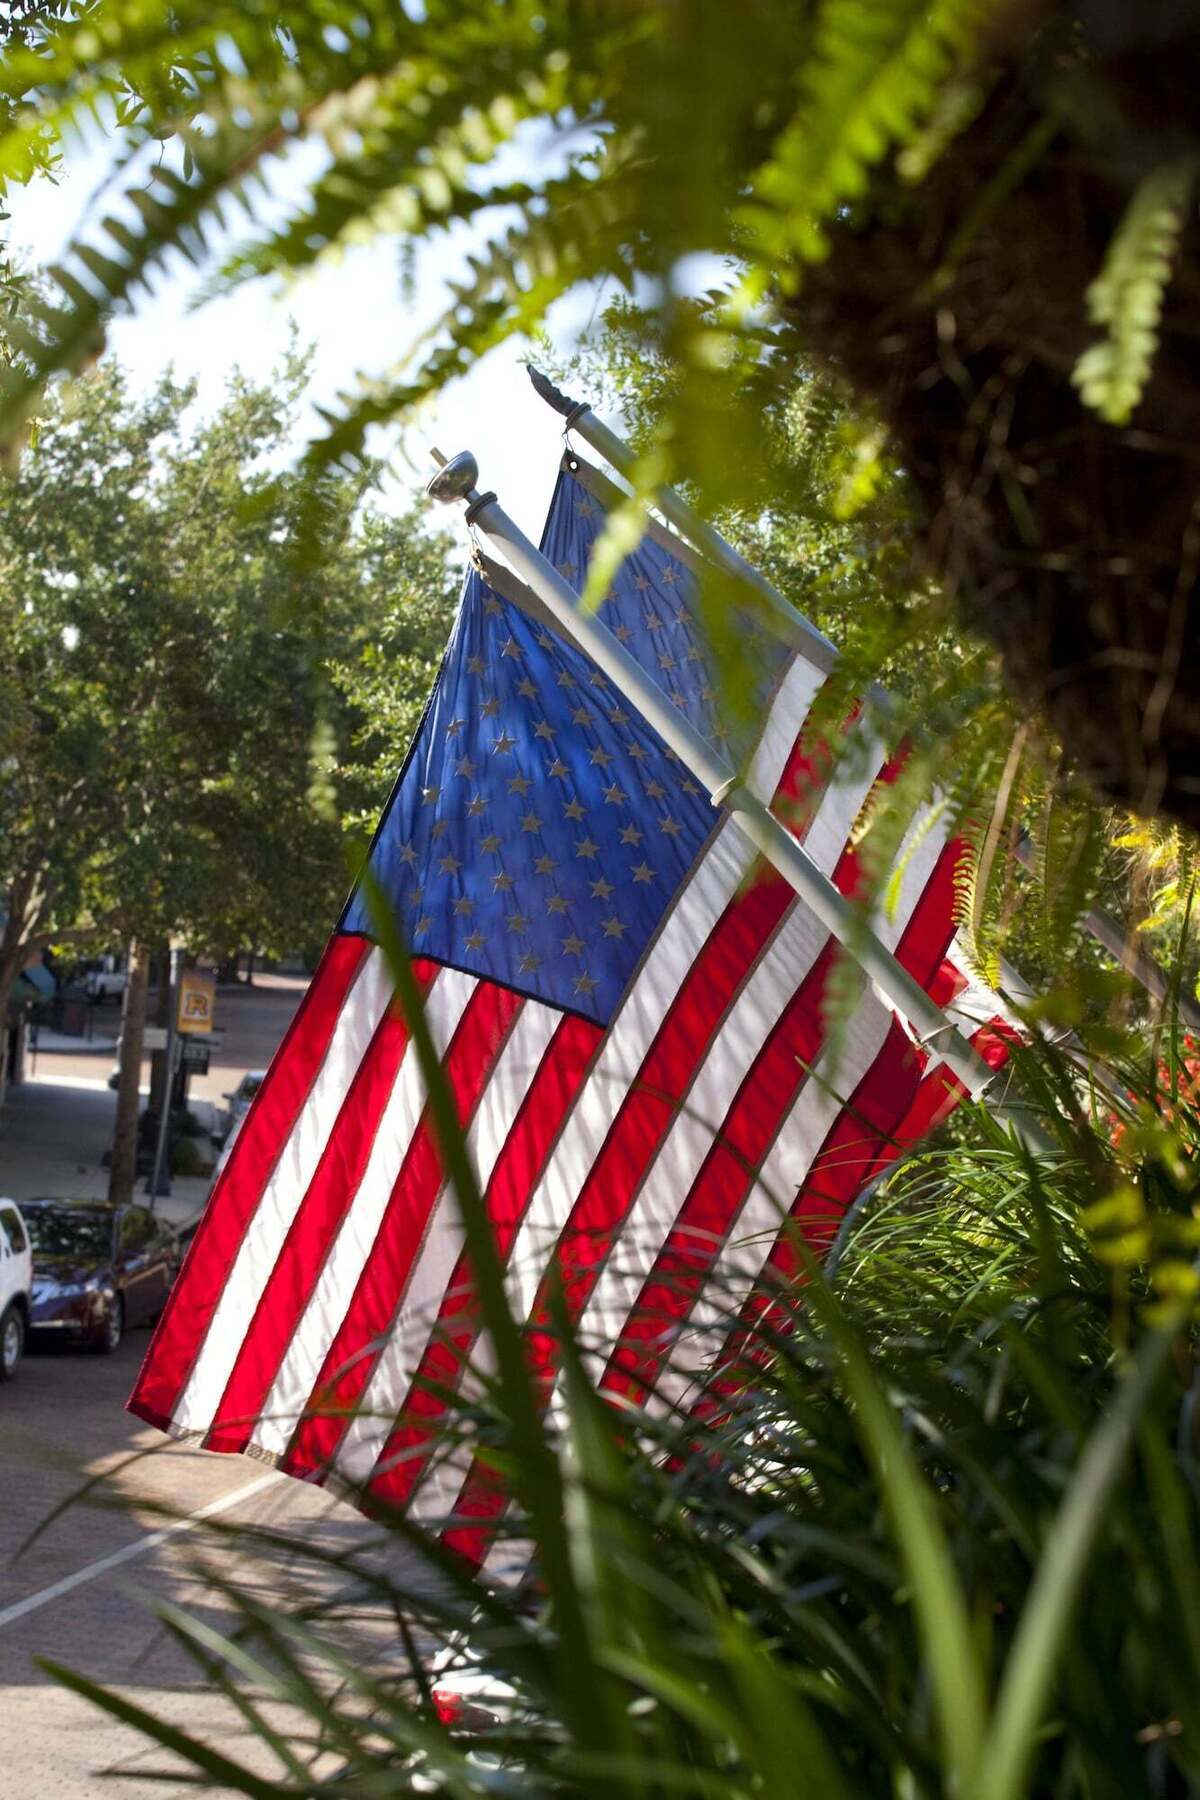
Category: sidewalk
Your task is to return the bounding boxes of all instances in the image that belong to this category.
[0,1077,212,1231]
[29,1025,119,1057]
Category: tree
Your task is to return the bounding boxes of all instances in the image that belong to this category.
[0,349,459,1094]
[2,2,1196,839]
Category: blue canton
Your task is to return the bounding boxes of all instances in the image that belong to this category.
[341,468,782,1027]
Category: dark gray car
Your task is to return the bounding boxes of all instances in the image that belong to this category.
[25,1198,180,1353]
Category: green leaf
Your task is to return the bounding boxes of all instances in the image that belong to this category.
[1072,158,1197,426]
[975,1319,1184,1800]
[801,1252,989,1793]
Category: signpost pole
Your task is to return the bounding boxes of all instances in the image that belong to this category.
[146,945,183,1205]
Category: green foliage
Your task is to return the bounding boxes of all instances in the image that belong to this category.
[38,1017,1200,1797]
[1073,159,1197,426]
[0,4,1012,465]
[747,0,984,265]
[0,346,458,1004]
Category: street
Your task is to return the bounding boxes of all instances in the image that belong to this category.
[0,973,410,1796]
[2,973,310,1214]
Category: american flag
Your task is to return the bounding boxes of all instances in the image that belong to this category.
[129,457,1013,1566]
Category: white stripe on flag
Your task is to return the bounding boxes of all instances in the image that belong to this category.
[802,719,884,871]
[334,998,561,1487]
[749,656,826,802]
[174,950,395,1434]
[249,969,478,1459]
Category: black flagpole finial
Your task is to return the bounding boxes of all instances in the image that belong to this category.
[526,363,583,420]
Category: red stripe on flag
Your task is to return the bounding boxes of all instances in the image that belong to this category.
[442,745,909,1562]
[128,935,371,1432]
[599,938,841,1408]
[366,1012,602,1510]
[701,848,974,1390]
[599,822,962,1405]
[282,979,523,1482]
[204,961,439,1454]
[884,1006,1019,1150]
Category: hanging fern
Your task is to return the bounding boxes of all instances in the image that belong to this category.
[1072,157,1198,427]
[747,0,990,264]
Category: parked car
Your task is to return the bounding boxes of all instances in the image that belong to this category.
[218,1070,265,1145]
[0,1198,33,1381]
[24,1198,180,1353]
[83,966,127,1003]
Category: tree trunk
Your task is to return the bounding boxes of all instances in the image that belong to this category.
[0,913,33,1108]
[107,940,150,1207]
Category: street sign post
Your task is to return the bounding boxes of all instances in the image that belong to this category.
[180,1039,210,1075]
[146,946,185,1203]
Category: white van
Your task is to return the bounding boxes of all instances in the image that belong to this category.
[0,1198,33,1380]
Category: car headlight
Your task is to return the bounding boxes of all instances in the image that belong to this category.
[33,1277,102,1301]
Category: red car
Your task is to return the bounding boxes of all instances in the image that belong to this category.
[25,1198,180,1353]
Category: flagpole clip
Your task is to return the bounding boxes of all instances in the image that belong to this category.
[913,1017,992,1090]
[710,774,748,810]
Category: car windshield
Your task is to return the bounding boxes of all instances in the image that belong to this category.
[23,1208,112,1259]
[237,1077,263,1102]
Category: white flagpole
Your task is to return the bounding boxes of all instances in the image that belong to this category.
[426,449,1054,1153]
[529,367,1198,1037]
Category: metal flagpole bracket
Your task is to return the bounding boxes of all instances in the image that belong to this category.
[426,450,480,503]
[425,449,496,528]
[464,490,498,528]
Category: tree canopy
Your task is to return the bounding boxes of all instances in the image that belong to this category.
[0,348,458,1018]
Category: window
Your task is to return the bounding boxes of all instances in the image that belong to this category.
[0,1208,24,1254]
[23,1207,110,1258]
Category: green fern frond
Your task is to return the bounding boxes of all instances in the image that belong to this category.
[207,43,574,295]
[1072,157,1197,427]
[748,0,989,263]
[0,142,269,439]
